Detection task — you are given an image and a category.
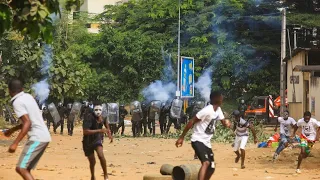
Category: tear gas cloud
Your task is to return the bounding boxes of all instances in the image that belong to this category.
[142,80,176,102]
[32,79,50,105]
[195,69,213,102]
[142,48,176,103]
[32,44,52,105]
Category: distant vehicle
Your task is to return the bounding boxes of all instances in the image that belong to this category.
[244,92,288,126]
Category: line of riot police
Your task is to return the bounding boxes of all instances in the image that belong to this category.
[39,98,203,138]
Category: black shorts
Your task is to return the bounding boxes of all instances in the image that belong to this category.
[82,141,103,157]
[192,141,214,164]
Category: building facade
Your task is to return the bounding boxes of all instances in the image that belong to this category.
[79,0,128,33]
[286,49,320,120]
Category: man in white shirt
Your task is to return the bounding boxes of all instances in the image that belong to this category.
[176,91,231,180]
[273,110,297,161]
[4,79,51,180]
[232,110,257,169]
[292,111,320,174]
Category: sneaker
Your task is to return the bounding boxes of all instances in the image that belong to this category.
[296,169,301,174]
[272,153,279,162]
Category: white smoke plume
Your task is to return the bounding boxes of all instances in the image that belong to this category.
[32,44,53,105]
[142,80,176,102]
[195,69,213,102]
[32,79,50,105]
[142,48,176,103]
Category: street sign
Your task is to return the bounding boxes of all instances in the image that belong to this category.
[180,56,194,98]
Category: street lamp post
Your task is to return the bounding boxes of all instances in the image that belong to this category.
[176,0,181,99]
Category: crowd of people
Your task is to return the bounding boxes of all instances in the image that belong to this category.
[2,79,320,180]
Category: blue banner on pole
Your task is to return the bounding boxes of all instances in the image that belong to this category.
[181,56,194,98]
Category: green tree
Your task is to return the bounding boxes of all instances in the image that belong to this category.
[0,0,82,43]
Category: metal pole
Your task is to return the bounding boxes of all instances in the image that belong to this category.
[177,0,181,99]
[280,8,286,116]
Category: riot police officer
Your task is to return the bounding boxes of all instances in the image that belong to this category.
[55,102,67,135]
[118,104,128,136]
[238,99,247,117]
[185,101,195,120]
[131,102,143,137]
[80,101,91,120]
[66,103,74,136]
[159,103,168,135]
[43,105,55,133]
[148,105,157,136]
[141,103,148,136]
[165,105,180,134]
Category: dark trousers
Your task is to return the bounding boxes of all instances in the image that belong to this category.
[54,118,65,134]
[141,118,148,135]
[132,121,141,137]
[159,119,167,134]
[148,119,156,135]
[67,120,74,136]
[110,124,118,135]
[166,118,180,134]
[47,119,55,133]
[117,120,125,135]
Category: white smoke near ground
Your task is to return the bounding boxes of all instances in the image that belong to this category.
[32,12,59,105]
[142,48,176,103]
[32,44,53,105]
[195,69,213,102]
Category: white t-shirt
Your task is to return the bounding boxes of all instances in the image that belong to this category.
[278,117,296,136]
[11,92,51,142]
[297,118,320,141]
[235,118,250,137]
[191,105,225,148]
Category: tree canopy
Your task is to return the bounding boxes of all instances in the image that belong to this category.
[1,0,320,106]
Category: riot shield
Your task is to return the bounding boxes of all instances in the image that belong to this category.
[68,102,82,124]
[48,103,61,124]
[194,101,205,112]
[191,101,205,117]
[130,101,142,113]
[107,103,119,124]
[170,98,183,119]
[101,103,108,119]
[149,100,161,120]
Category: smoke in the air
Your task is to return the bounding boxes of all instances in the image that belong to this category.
[32,44,52,105]
[195,69,213,102]
[142,48,176,103]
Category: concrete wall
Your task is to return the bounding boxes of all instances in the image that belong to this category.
[287,51,305,120]
[287,51,320,120]
[309,76,320,119]
[287,51,305,103]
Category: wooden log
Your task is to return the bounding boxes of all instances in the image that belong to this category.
[172,164,201,180]
[160,164,174,175]
[143,174,172,180]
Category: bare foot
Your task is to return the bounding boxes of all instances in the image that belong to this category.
[241,165,245,169]
[235,156,240,163]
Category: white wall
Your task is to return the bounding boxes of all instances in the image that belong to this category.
[287,51,306,103]
[309,76,320,119]
[80,0,119,14]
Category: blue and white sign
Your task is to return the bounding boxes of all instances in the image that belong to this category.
[181,56,194,98]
